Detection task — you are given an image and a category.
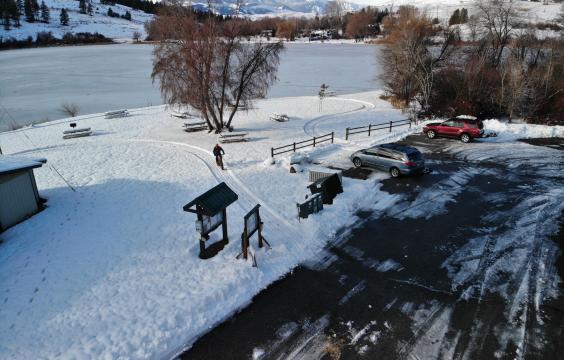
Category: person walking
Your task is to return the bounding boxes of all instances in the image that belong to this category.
[213,144,225,170]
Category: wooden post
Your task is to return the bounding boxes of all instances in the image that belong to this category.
[293,142,296,152]
[331,132,334,143]
[389,121,392,132]
[199,238,206,257]
[258,218,264,248]
[242,229,248,260]
[313,136,316,147]
[345,128,349,140]
[271,147,274,158]
[368,124,372,136]
[222,208,228,244]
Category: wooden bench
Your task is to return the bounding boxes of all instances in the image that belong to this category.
[183,122,208,132]
[63,127,92,139]
[218,132,248,143]
[270,113,289,122]
[104,110,129,119]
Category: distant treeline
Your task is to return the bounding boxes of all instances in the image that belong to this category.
[0,32,113,50]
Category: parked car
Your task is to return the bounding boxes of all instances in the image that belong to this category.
[350,143,425,178]
[423,117,484,143]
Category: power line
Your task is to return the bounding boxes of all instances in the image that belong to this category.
[0,101,77,192]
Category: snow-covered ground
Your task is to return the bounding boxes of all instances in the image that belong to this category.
[0,90,562,359]
[354,0,563,23]
[0,0,152,41]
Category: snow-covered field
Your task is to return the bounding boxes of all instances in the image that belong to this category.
[354,0,563,23]
[0,0,152,41]
[0,90,563,359]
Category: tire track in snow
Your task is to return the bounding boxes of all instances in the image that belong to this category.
[302,97,375,138]
[128,139,302,238]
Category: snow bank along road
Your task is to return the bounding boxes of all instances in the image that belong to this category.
[0,91,563,359]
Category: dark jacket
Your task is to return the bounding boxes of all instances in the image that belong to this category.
[213,145,225,157]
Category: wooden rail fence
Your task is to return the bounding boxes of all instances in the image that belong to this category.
[345,119,411,140]
[271,132,334,157]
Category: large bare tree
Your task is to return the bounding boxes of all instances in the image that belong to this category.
[476,0,516,67]
[150,2,284,132]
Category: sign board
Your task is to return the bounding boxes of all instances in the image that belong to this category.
[201,212,224,235]
[245,209,259,237]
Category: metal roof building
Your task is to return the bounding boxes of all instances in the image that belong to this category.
[0,155,47,232]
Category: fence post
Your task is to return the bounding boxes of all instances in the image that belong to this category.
[313,136,316,147]
[368,124,372,137]
[389,121,392,132]
[271,147,274,158]
[345,128,349,141]
[293,142,296,152]
[331,132,334,143]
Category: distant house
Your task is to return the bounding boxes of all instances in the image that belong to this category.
[260,30,274,38]
[0,156,47,232]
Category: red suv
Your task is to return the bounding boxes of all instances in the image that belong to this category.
[423,117,484,143]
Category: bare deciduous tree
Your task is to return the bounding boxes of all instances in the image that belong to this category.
[150,2,284,132]
[476,0,516,67]
[60,102,80,117]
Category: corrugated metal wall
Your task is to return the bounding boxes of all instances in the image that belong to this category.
[0,170,39,230]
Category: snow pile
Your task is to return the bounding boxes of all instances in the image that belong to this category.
[483,119,564,141]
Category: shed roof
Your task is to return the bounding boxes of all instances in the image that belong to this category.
[183,182,238,216]
[0,155,46,175]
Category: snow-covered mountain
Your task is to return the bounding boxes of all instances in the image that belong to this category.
[192,0,358,16]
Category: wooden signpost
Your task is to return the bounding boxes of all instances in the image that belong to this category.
[237,204,271,267]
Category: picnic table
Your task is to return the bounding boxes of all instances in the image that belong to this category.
[183,121,208,132]
[63,127,92,139]
[171,111,194,119]
[270,113,289,122]
[104,109,129,119]
[218,132,248,143]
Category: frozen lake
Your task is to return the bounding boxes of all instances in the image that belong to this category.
[0,43,381,131]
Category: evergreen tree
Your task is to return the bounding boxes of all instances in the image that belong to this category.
[79,0,86,14]
[10,0,21,26]
[23,0,35,22]
[107,7,113,17]
[87,1,92,16]
[449,9,461,26]
[59,7,68,25]
[31,0,38,19]
[3,13,11,30]
[460,8,468,24]
[39,0,48,23]
[123,10,130,21]
[17,0,23,14]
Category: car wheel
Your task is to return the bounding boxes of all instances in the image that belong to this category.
[390,167,400,178]
[353,157,362,167]
[460,133,471,143]
[426,130,436,139]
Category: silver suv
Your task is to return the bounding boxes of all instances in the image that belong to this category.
[350,143,425,178]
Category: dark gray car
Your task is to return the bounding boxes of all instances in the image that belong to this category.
[350,143,425,177]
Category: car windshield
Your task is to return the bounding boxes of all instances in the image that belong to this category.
[407,152,422,161]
